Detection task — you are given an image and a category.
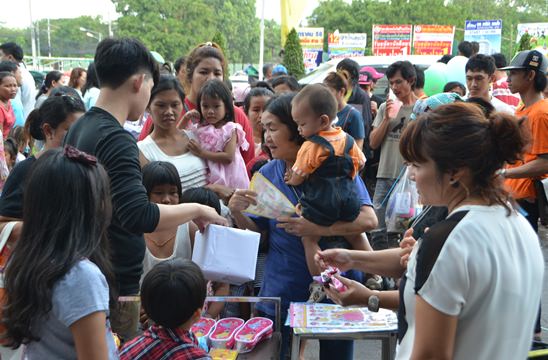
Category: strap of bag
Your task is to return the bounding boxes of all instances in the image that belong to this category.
[0,221,18,288]
[0,222,17,255]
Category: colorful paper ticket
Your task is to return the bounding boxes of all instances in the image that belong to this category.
[244,173,296,219]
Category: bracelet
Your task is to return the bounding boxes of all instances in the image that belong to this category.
[496,168,507,178]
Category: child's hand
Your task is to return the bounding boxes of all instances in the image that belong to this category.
[188,139,204,157]
[177,109,201,130]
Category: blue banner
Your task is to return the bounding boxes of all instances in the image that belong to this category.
[464,20,502,55]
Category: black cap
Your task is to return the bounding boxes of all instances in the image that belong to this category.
[499,50,547,74]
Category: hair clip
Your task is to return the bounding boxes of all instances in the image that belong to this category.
[63,145,98,166]
[204,42,213,47]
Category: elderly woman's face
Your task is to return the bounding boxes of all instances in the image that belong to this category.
[261,110,300,162]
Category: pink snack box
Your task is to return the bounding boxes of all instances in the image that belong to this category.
[191,317,216,339]
[209,317,245,349]
[234,317,273,353]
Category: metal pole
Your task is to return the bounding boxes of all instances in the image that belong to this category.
[47,18,51,58]
[28,0,37,69]
[258,0,265,81]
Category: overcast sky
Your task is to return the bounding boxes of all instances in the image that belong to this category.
[0,0,322,29]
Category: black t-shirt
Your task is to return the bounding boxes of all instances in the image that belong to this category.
[0,156,37,219]
[64,107,160,295]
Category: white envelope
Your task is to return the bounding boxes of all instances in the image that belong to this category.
[192,224,260,285]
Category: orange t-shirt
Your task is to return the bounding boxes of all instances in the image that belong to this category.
[505,99,548,200]
[292,127,366,178]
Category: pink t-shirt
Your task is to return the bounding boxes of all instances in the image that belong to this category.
[0,101,15,140]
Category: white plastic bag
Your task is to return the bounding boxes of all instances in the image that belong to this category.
[385,167,422,233]
[192,225,260,285]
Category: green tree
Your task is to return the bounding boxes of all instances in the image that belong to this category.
[308,0,548,61]
[517,33,532,51]
[263,20,282,63]
[204,0,259,64]
[35,16,109,57]
[212,31,227,56]
[283,28,304,79]
[113,0,216,62]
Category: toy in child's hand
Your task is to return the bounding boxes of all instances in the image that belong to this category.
[313,266,348,293]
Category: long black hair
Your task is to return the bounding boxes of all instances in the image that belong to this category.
[35,70,63,100]
[3,147,114,346]
[27,95,85,141]
[82,62,99,97]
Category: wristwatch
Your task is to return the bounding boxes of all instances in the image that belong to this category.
[368,293,380,312]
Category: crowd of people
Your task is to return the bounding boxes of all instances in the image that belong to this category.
[0,36,544,360]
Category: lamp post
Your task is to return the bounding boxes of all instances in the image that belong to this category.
[79,27,103,42]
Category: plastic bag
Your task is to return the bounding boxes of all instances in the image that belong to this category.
[385,167,422,233]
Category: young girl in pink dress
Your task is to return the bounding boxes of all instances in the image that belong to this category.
[184,79,249,189]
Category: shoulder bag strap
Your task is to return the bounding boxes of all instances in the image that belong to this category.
[0,221,18,254]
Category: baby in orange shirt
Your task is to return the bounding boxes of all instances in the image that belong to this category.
[286,84,369,274]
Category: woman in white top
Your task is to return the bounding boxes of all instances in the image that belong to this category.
[138,75,234,200]
[316,103,544,360]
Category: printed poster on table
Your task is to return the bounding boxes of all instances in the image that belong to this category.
[328,32,367,59]
[372,24,412,56]
[297,27,324,73]
[289,303,398,332]
[517,23,548,55]
[464,20,502,55]
[413,25,455,55]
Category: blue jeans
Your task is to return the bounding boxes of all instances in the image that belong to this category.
[371,177,400,250]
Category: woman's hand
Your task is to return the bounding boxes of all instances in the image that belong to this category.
[324,274,371,307]
[177,109,201,130]
[188,139,204,157]
[194,204,228,231]
[400,228,417,268]
[315,248,354,272]
[276,215,322,237]
[227,189,257,213]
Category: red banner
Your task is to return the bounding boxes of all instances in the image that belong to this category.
[372,25,413,56]
[413,25,455,55]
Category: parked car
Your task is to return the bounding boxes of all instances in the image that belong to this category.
[299,55,440,101]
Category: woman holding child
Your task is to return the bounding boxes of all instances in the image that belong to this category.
[228,93,377,360]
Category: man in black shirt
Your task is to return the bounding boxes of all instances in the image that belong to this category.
[64,38,226,340]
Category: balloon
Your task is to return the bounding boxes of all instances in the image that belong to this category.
[445,55,468,86]
[424,62,448,96]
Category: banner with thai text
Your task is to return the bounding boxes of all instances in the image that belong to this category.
[297,27,324,73]
[413,25,454,55]
[464,20,502,55]
[328,32,367,59]
[372,25,412,56]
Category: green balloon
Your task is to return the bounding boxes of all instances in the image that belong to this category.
[424,62,448,96]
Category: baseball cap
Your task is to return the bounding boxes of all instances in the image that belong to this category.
[499,50,547,74]
[360,66,384,80]
[272,64,288,75]
[358,72,372,85]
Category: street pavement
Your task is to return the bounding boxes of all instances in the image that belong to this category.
[304,225,548,359]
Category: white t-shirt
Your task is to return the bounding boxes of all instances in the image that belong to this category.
[490,96,515,114]
[138,132,208,191]
[397,204,543,360]
[142,223,192,280]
